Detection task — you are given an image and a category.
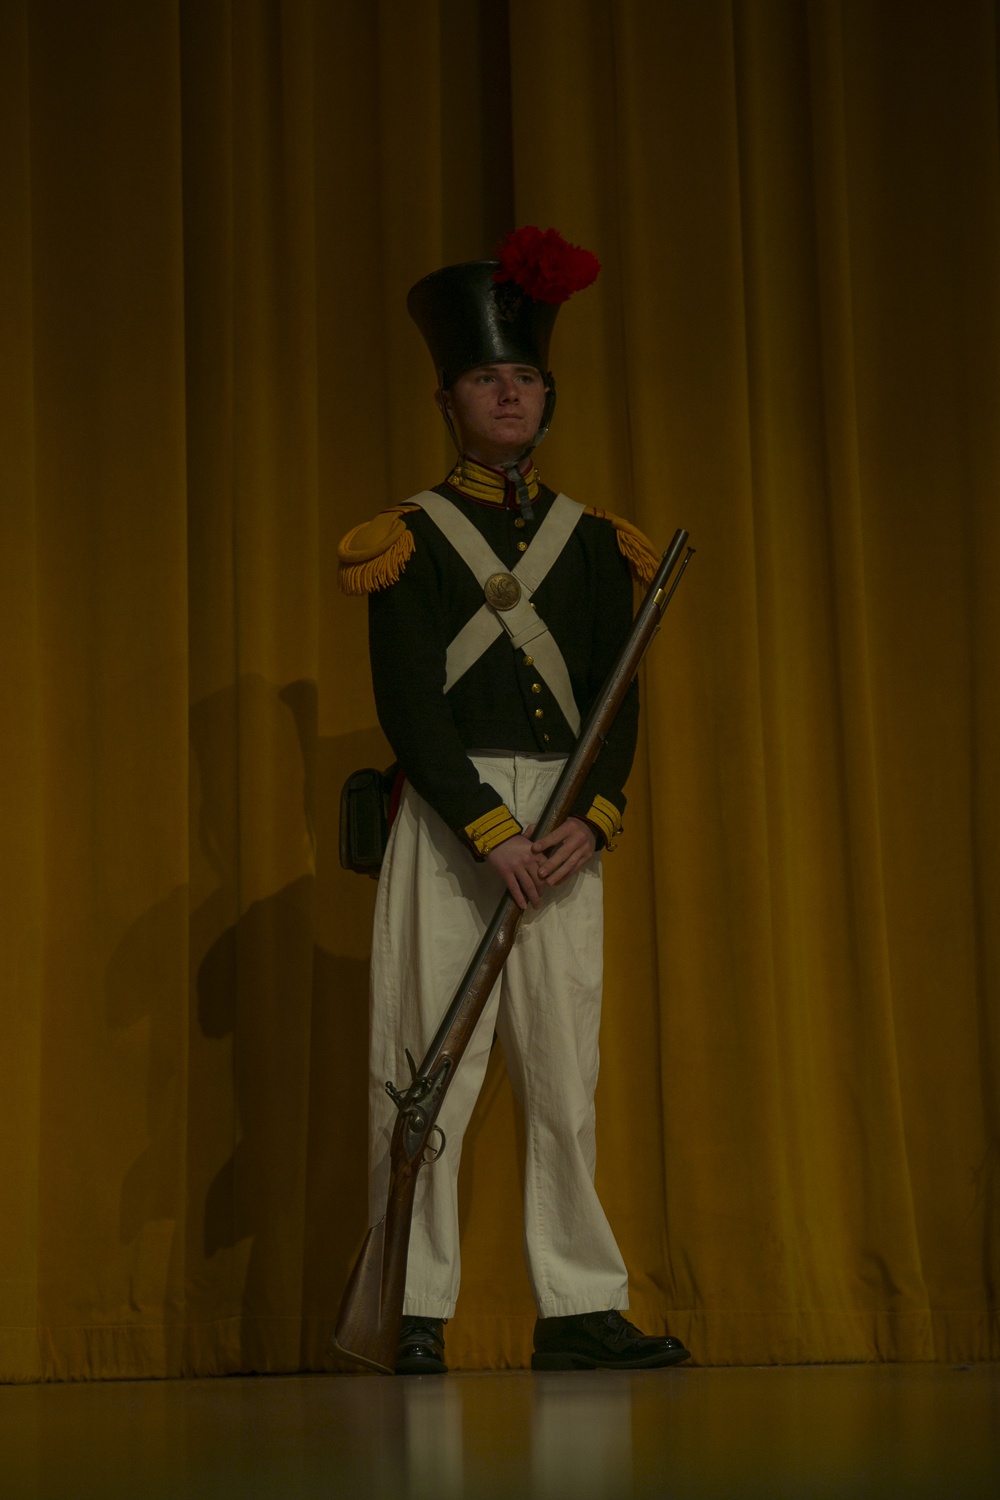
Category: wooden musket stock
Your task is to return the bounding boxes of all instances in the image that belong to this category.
[332,527,693,1373]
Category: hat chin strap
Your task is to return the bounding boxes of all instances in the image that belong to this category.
[502,375,556,522]
[526,373,557,457]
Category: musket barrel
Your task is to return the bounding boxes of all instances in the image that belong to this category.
[413,529,690,1089]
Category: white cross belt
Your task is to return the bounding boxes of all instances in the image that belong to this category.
[409,489,585,736]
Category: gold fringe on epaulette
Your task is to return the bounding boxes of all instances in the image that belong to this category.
[338,528,416,595]
[337,507,419,595]
[586,508,660,586]
[614,522,658,586]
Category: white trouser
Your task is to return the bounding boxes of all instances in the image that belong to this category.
[368,752,629,1320]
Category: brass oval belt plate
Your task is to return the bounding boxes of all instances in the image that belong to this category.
[484,572,521,611]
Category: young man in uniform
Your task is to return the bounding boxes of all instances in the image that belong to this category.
[338,228,689,1374]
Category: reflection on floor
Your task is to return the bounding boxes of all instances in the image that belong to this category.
[1,1363,998,1499]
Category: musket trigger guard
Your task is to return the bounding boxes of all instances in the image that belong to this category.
[421,1126,446,1164]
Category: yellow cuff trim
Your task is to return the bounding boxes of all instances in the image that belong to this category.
[338,507,420,595]
[464,805,522,857]
[587,796,624,848]
[585,509,659,586]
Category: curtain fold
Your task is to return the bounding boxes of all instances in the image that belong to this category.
[0,0,43,1385]
[1,0,191,1381]
[0,0,997,1379]
[504,0,1000,1363]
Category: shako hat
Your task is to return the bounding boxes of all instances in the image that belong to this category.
[407,226,601,390]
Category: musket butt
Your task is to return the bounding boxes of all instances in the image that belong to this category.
[330,1334,394,1376]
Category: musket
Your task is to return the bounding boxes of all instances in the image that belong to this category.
[332,527,694,1373]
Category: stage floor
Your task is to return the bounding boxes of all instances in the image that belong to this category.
[1,1363,997,1499]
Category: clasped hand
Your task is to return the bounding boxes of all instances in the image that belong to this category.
[486,818,596,911]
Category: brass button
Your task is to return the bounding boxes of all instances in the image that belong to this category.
[514,517,526,529]
[534,708,544,719]
[522,654,534,666]
[531,682,542,694]
[543,733,550,743]
[517,541,528,552]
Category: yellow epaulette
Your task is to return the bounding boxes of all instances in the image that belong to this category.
[584,508,659,586]
[337,506,421,596]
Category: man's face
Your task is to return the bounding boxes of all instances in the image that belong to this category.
[437,363,548,467]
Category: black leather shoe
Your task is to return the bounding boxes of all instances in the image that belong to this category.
[395,1316,447,1375]
[531,1310,690,1371]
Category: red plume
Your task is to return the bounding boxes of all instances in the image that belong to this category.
[492,226,601,304]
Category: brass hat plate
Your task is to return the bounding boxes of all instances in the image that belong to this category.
[484,572,522,611]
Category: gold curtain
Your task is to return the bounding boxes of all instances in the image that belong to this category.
[0,0,997,1380]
